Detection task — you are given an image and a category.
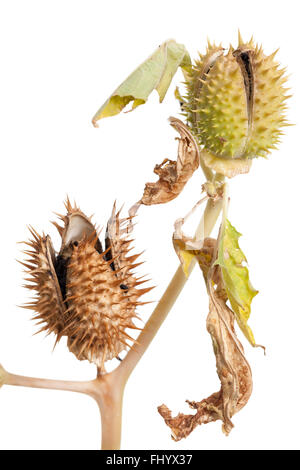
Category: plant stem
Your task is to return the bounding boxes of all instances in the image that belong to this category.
[93,372,125,450]
[5,371,94,395]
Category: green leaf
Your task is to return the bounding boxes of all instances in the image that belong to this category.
[215,219,258,346]
[92,40,191,125]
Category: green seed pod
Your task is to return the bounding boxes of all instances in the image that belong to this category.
[183,34,290,177]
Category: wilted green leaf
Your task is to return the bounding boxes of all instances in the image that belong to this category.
[92,40,191,125]
[215,219,258,346]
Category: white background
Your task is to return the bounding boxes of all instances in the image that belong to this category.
[0,0,299,450]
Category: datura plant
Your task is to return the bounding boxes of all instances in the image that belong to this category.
[0,33,290,449]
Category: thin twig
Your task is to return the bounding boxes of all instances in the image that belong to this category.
[5,370,95,396]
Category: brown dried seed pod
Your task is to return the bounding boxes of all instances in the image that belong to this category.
[21,200,151,367]
[64,237,146,367]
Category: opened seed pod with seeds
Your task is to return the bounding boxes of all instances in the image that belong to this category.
[22,200,152,372]
[0,32,291,450]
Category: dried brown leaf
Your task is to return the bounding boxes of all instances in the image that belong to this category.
[158,238,252,440]
[140,117,200,205]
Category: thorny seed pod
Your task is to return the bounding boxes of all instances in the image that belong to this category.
[21,199,152,370]
[182,33,290,177]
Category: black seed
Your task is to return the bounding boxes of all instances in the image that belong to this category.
[54,255,69,301]
[240,52,253,102]
[94,238,103,255]
[233,49,254,124]
[104,230,115,271]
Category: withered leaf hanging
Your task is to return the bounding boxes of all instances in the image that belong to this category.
[158,238,253,439]
[140,117,200,205]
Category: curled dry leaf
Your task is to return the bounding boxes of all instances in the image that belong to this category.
[158,238,253,440]
[140,117,200,205]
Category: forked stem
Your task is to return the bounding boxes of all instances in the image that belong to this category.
[0,197,223,450]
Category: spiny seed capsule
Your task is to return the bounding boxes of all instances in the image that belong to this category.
[182,33,290,176]
[21,199,152,369]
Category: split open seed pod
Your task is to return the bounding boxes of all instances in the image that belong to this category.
[21,200,152,369]
[182,33,290,177]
